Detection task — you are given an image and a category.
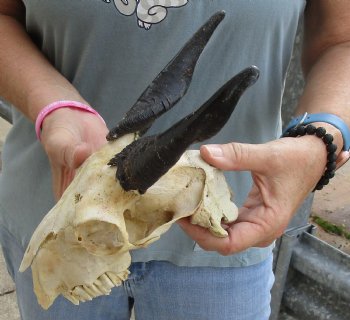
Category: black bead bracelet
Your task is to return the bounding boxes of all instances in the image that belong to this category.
[282,124,337,191]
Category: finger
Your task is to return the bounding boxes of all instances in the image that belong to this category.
[177,218,230,252]
[178,215,275,255]
[178,221,238,254]
[200,143,272,172]
[70,143,93,169]
[50,165,63,200]
[226,220,274,253]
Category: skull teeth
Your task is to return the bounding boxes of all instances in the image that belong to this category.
[94,278,112,295]
[83,284,103,297]
[72,286,93,302]
[100,273,116,289]
[106,271,129,286]
[67,271,129,303]
[62,292,80,305]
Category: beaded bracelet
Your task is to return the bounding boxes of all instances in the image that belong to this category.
[282,124,337,191]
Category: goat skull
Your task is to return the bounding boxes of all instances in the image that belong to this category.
[20,134,237,309]
[20,11,259,309]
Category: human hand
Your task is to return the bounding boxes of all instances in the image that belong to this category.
[178,136,330,255]
[40,108,108,200]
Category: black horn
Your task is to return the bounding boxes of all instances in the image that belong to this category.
[106,11,226,141]
[108,66,260,194]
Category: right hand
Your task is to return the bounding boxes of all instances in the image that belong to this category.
[40,107,108,200]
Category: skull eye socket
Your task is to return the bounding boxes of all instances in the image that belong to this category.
[124,209,175,245]
[75,221,125,256]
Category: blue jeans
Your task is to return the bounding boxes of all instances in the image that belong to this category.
[1,226,274,320]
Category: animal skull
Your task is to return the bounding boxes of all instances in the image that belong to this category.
[19,12,259,309]
[20,134,238,309]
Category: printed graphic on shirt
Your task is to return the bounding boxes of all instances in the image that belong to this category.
[102,0,188,30]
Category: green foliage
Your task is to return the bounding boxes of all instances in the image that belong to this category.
[312,216,350,240]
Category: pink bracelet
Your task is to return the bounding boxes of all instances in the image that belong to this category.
[35,100,106,140]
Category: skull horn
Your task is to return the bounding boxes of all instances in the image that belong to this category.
[109,66,260,194]
[106,11,226,141]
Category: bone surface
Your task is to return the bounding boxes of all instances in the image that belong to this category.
[20,134,238,309]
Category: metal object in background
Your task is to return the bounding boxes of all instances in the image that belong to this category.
[271,194,350,320]
[270,196,314,320]
[279,231,350,320]
[0,99,12,124]
[274,21,350,320]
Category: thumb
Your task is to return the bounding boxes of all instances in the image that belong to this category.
[65,143,92,170]
[200,143,268,172]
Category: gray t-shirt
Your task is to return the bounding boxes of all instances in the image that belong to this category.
[0,0,306,267]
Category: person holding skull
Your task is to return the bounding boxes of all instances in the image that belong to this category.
[0,1,350,319]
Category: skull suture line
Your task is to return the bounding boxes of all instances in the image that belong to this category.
[20,12,259,309]
[20,136,238,309]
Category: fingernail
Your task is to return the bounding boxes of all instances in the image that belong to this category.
[205,145,224,157]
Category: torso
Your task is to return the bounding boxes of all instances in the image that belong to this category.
[1,0,306,266]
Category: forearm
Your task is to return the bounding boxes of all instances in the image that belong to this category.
[294,43,350,153]
[0,12,86,123]
[296,0,350,154]
[297,43,350,123]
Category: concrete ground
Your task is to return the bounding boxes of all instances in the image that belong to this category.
[311,161,350,255]
[0,117,349,319]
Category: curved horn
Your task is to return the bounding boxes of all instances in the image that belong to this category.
[109,66,260,193]
[106,11,226,141]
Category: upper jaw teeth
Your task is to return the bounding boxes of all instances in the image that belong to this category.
[63,271,129,304]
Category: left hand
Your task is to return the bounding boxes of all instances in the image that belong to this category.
[41,108,108,200]
[178,136,331,255]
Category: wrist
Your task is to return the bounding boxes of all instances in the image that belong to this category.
[310,122,343,156]
[303,123,350,168]
[282,123,342,191]
[35,100,106,141]
[283,112,350,152]
[26,82,87,122]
